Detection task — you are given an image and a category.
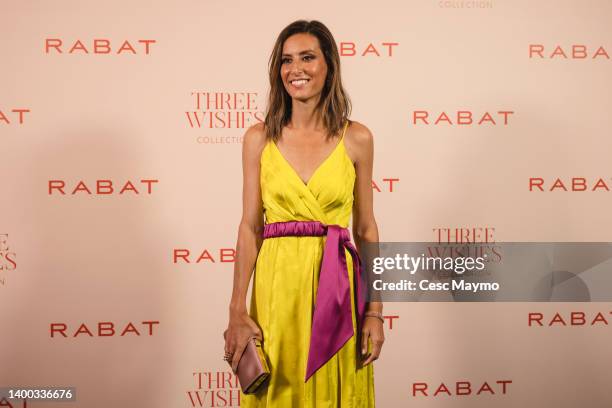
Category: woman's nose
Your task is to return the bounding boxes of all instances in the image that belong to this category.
[290,59,304,72]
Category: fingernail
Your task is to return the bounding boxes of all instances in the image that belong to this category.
[362,348,366,354]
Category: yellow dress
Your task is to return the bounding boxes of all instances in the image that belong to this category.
[241,121,376,408]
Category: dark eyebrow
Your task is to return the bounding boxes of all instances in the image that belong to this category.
[281,49,316,57]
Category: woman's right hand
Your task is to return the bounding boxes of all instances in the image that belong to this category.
[223,311,263,373]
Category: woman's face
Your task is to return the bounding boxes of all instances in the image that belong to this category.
[280,33,328,103]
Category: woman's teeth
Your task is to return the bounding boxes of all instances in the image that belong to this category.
[291,79,309,86]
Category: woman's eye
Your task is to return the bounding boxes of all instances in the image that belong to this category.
[282,55,313,64]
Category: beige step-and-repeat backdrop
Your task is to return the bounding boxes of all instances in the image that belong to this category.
[2,0,612,407]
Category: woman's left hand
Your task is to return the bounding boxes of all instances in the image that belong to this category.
[361,316,385,366]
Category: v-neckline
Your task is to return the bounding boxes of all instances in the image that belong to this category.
[271,123,347,188]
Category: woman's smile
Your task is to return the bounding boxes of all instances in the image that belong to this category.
[290,78,310,89]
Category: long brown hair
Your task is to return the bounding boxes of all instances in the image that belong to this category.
[264,20,352,142]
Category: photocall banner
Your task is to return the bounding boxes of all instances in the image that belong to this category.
[1,0,611,407]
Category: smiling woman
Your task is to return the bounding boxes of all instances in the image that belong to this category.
[264,23,350,145]
[224,20,382,408]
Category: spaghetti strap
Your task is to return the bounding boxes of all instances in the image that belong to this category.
[340,120,349,142]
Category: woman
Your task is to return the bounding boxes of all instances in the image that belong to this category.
[224,20,384,407]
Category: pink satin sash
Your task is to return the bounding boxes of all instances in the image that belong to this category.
[262,220,366,382]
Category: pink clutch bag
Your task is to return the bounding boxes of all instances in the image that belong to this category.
[233,338,270,394]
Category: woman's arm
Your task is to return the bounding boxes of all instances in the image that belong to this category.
[229,123,266,314]
[350,121,382,313]
[224,122,267,372]
[348,121,385,365]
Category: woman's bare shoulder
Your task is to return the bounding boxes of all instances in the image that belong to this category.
[242,122,268,161]
[345,120,374,163]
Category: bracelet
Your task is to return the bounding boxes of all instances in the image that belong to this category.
[364,311,384,323]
